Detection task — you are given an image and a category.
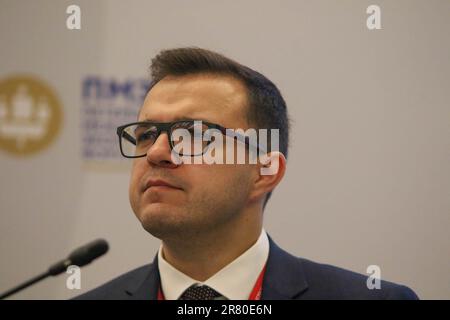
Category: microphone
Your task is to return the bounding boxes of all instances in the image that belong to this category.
[0,239,109,299]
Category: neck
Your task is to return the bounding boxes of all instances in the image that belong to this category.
[161,212,263,282]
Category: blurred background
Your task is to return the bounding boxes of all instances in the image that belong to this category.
[0,0,449,299]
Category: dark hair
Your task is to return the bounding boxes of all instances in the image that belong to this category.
[148,47,290,209]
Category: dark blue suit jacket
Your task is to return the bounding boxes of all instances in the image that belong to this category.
[75,236,419,300]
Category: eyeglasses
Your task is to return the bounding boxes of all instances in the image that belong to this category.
[116,120,262,158]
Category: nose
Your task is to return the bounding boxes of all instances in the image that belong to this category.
[146,132,178,168]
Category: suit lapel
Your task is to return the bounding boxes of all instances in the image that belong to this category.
[125,255,160,300]
[261,236,309,299]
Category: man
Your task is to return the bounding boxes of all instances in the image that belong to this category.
[76,47,418,300]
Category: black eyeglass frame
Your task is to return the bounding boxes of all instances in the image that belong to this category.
[116,120,265,158]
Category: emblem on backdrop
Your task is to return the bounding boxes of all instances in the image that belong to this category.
[0,75,62,156]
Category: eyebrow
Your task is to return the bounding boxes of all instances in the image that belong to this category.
[141,116,211,123]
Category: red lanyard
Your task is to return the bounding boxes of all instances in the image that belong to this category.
[157,265,266,300]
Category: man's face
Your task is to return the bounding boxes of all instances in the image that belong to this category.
[129,74,256,240]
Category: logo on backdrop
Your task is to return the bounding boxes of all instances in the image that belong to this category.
[81,76,149,164]
[0,75,62,156]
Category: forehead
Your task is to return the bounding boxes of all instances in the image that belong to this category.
[138,74,250,128]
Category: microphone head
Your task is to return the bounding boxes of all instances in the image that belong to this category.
[48,239,109,276]
[68,239,109,267]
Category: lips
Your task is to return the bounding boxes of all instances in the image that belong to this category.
[143,178,182,192]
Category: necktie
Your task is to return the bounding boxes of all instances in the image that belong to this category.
[179,284,223,300]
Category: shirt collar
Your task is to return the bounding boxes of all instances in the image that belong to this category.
[158,229,270,300]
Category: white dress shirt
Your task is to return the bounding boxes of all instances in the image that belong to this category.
[158,229,270,300]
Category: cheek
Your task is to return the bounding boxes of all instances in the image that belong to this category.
[129,162,145,204]
[187,163,251,192]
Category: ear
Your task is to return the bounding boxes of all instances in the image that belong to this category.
[248,151,287,204]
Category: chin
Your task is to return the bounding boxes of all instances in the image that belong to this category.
[139,202,175,220]
[137,203,187,238]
